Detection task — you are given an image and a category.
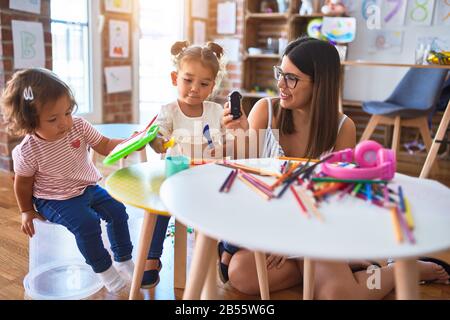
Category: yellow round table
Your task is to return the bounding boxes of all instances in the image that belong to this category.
[105,161,187,299]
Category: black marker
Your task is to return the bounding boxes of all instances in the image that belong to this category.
[228,91,242,120]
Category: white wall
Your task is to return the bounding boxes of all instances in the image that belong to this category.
[343,0,449,102]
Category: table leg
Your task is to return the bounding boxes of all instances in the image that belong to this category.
[303,258,315,300]
[393,258,419,300]
[254,251,270,300]
[174,220,187,289]
[420,99,450,178]
[129,212,157,300]
[183,232,216,300]
[201,240,218,300]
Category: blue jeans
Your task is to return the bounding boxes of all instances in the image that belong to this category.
[147,215,170,260]
[33,185,133,273]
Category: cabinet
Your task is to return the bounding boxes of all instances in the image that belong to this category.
[241,0,326,114]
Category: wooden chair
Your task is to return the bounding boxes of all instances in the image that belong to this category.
[359,69,448,158]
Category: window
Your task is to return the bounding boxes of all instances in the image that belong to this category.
[138,0,185,124]
[51,0,101,122]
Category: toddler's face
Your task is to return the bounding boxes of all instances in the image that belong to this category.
[172,60,215,108]
[35,95,74,141]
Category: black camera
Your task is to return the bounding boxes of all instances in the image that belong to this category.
[228,91,242,120]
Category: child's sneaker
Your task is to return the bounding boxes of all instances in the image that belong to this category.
[98,265,126,293]
[114,259,135,283]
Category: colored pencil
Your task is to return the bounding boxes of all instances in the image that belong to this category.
[351,183,363,197]
[239,170,273,193]
[296,187,324,222]
[314,183,345,198]
[290,186,309,218]
[366,184,372,203]
[390,207,404,243]
[223,169,238,193]
[396,206,416,244]
[398,186,406,212]
[403,197,415,230]
[278,156,319,163]
[338,184,354,200]
[219,162,281,178]
[238,175,271,200]
[219,170,234,192]
[271,161,303,190]
[311,177,388,184]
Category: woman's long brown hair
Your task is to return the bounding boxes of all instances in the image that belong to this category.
[275,36,341,158]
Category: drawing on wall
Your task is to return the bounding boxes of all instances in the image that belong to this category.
[192,0,209,19]
[109,20,129,59]
[104,66,132,94]
[104,0,132,13]
[406,0,436,26]
[322,17,357,43]
[217,1,237,34]
[382,0,407,26]
[368,30,404,53]
[361,0,381,20]
[9,0,41,14]
[434,0,450,26]
[12,20,45,69]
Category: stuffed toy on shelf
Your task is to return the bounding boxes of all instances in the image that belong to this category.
[321,0,347,16]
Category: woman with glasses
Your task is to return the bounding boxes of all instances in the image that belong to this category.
[220,37,448,299]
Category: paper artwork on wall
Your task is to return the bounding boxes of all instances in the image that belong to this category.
[104,0,132,13]
[434,0,450,26]
[193,20,206,45]
[382,0,407,27]
[322,17,357,43]
[406,0,435,26]
[192,0,209,19]
[12,20,45,69]
[109,20,129,58]
[104,66,132,94]
[217,1,236,34]
[368,30,404,53]
[9,0,41,14]
[213,38,240,62]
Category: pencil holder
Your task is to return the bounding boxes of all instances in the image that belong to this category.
[23,220,103,300]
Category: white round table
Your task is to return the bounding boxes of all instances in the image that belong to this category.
[160,158,450,300]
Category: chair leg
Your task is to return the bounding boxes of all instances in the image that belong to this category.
[254,251,270,300]
[360,115,381,142]
[417,117,433,152]
[420,101,450,178]
[392,116,401,155]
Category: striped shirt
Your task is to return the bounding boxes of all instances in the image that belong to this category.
[261,98,348,158]
[12,117,103,200]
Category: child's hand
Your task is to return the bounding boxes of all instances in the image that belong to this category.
[223,102,249,133]
[266,254,287,270]
[21,210,45,238]
[150,136,168,154]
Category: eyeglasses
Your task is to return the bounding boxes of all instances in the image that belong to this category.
[273,66,302,89]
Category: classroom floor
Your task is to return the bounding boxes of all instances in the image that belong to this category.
[1,150,449,300]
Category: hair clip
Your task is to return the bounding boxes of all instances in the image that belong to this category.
[23,86,34,101]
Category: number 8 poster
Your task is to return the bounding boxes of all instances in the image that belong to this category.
[406,0,436,26]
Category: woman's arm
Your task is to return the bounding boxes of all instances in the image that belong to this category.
[334,116,357,151]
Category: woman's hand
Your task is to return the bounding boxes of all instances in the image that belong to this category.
[21,210,45,238]
[222,102,249,133]
[266,254,287,270]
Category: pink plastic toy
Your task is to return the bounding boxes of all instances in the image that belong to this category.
[321,140,396,180]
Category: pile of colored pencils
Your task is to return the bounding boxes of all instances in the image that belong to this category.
[217,158,415,244]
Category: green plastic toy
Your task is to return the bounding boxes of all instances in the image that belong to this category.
[103,124,160,166]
